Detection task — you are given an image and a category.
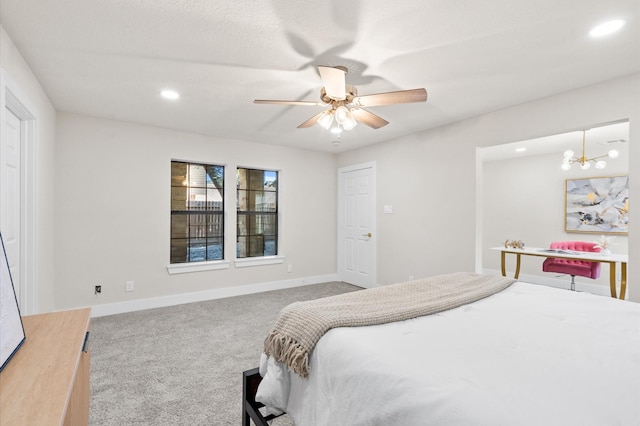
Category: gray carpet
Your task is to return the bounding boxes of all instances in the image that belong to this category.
[89,282,360,425]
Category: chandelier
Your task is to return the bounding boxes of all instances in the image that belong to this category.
[561,130,619,171]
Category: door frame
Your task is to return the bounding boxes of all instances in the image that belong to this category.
[1,68,39,314]
[337,161,377,287]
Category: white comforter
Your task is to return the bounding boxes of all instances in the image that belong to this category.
[257,282,640,426]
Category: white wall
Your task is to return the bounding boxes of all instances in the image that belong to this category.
[0,25,57,313]
[337,73,640,302]
[482,138,629,292]
[54,113,337,311]
[338,125,478,286]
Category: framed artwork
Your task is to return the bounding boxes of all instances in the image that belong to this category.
[565,175,629,234]
[0,231,26,371]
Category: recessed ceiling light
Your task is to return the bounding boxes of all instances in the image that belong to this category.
[515,147,527,153]
[161,89,180,100]
[589,20,625,37]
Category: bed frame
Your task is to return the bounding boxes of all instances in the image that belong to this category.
[242,368,284,426]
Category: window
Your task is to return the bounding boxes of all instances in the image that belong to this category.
[237,168,278,258]
[170,161,224,263]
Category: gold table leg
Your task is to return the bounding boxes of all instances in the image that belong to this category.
[609,262,617,298]
[500,252,521,279]
[620,262,627,300]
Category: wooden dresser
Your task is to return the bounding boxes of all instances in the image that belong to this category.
[0,308,91,426]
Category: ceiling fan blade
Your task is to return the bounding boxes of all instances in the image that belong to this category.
[350,108,389,129]
[297,111,327,128]
[254,99,323,106]
[318,66,346,101]
[353,88,427,107]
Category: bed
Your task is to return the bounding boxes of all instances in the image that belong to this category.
[243,273,640,426]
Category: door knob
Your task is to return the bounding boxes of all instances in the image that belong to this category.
[362,232,372,238]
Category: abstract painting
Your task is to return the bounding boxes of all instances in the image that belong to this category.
[565,175,629,234]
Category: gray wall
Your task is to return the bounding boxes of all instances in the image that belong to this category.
[54,113,338,311]
[0,26,58,313]
[337,73,640,301]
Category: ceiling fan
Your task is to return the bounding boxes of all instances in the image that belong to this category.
[254,65,427,131]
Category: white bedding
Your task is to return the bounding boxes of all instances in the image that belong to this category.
[257,282,640,426]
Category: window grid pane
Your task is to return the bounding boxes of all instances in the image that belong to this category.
[237,168,278,258]
[171,161,224,264]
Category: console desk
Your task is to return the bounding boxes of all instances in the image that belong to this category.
[0,308,91,426]
[492,247,628,299]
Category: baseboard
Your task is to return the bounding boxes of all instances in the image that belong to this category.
[90,273,339,318]
[482,268,610,297]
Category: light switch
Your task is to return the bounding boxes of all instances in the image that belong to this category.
[383,205,393,214]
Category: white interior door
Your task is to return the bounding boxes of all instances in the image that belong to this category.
[1,107,21,303]
[338,162,376,288]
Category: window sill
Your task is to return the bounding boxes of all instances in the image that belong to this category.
[234,255,285,268]
[166,260,230,275]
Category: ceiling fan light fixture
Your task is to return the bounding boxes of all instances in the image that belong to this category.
[254,65,427,136]
[334,105,349,122]
[608,149,619,158]
[335,105,357,131]
[341,115,357,131]
[318,110,334,130]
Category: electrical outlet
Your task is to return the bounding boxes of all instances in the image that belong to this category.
[125,281,134,292]
[94,285,102,294]
[287,264,293,273]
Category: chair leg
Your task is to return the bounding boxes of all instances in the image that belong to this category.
[570,275,576,291]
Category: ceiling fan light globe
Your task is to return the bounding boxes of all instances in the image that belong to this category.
[595,160,607,169]
[342,116,357,131]
[608,149,619,158]
[561,163,572,171]
[580,162,591,170]
[335,105,349,124]
[318,111,334,129]
[563,150,574,159]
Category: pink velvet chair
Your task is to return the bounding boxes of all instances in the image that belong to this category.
[542,241,601,291]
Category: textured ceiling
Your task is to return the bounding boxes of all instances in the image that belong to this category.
[1,0,638,152]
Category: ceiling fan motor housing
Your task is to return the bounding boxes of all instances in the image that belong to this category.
[320,85,358,106]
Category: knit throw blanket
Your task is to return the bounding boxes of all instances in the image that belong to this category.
[263,272,515,378]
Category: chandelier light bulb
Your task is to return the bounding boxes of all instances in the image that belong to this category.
[560,130,619,171]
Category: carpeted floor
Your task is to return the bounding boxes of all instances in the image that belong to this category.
[89,282,359,425]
